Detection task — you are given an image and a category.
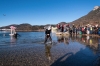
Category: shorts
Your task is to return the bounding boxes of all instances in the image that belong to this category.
[46,34,50,38]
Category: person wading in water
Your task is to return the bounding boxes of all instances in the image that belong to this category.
[44,25,52,44]
[13,32,20,39]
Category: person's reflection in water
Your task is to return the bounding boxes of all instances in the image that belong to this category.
[10,36,17,45]
[45,43,52,61]
[57,35,64,43]
[64,36,69,45]
[93,38,100,66]
[86,36,90,44]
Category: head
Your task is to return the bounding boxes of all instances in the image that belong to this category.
[48,26,51,30]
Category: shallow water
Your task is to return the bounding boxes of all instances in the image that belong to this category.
[0,31,46,45]
[0,31,100,66]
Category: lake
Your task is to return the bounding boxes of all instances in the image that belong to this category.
[0,31,100,66]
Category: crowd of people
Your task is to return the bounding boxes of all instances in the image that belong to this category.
[44,24,100,44]
[56,24,100,36]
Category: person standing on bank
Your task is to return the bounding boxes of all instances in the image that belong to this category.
[44,25,52,43]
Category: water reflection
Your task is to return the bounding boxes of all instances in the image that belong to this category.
[51,47,94,66]
[56,34,100,54]
[45,43,52,61]
[55,35,100,65]
[57,35,69,45]
[10,36,17,44]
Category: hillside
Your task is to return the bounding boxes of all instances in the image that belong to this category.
[71,6,100,26]
[0,23,56,31]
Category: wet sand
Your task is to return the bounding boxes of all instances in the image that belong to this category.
[0,40,99,66]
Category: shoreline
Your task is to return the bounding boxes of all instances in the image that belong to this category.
[55,32,100,37]
[16,29,45,32]
[16,30,45,32]
[0,29,45,32]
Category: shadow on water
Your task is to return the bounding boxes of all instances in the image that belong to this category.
[51,52,73,66]
[50,47,97,66]
[52,34,100,66]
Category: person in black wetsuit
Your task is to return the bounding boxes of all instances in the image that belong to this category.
[44,25,52,43]
[13,32,20,39]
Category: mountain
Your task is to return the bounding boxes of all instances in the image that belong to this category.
[0,23,56,31]
[58,22,68,25]
[71,6,100,26]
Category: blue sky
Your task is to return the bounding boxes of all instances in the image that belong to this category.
[0,0,100,27]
